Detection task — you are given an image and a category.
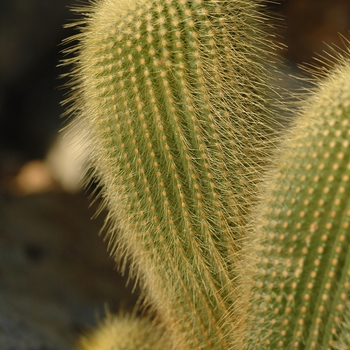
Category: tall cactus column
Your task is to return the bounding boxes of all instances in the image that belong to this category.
[246,57,350,349]
[66,0,281,349]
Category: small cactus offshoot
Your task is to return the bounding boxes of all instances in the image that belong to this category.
[77,312,169,350]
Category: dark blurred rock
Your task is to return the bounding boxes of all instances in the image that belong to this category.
[0,191,138,349]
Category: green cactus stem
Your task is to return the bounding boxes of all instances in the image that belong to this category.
[64,0,283,348]
[245,55,350,349]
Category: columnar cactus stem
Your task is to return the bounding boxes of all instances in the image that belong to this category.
[245,56,350,349]
[65,0,282,348]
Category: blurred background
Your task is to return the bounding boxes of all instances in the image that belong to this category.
[0,0,349,348]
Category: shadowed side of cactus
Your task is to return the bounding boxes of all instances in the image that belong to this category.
[64,0,282,348]
[245,53,350,349]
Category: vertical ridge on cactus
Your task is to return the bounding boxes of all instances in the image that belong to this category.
[245,55,350,349]
[64,0,283,349]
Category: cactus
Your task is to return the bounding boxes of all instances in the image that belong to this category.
[77,312,169,350]
[62,0,350,349]
[64,0,283,349]
[245,54,350,349]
